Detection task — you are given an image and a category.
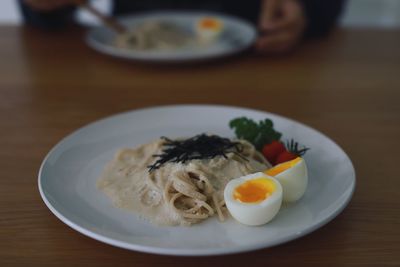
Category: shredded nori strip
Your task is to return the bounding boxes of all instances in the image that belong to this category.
[286,139,310,156]
[148,134,247,172]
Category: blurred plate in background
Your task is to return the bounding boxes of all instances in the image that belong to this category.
[86,11,257,62]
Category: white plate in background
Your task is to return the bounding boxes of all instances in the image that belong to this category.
[86,12,257,62]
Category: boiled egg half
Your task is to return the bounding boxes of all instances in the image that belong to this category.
[196,17,223,43]
[265,157,308,203]
[224,172,282,226]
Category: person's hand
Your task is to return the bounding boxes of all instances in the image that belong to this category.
[256,0,306,54]
[23,0,78,11]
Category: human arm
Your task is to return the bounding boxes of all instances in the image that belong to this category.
[256,0,346,53]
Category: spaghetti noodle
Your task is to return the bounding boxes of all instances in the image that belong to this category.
[97,136,270,226]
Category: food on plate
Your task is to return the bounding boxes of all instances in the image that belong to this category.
[275,139,309,165]
[265,157,308,202]
[115,21,194,51]
[224,172,282,226]
[196,17,223,43]
[97,134,270,226]
[262,140,286,164]
[98,116,310,227]
[230,117,309,166]
[230,117,282,151]
[114,17,224,52]
[263,139,309,165]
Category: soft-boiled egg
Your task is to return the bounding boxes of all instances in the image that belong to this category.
[265,157,308,203]
[224,172,282,226]
[196,17,223,43]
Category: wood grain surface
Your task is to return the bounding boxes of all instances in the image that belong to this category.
[0,25,399,266]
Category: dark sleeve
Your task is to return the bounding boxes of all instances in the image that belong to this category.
[17,0,77,30]
[112,0,262,25]
[301,0,346,38]
[219,0,346,36]
[220,0,262,26]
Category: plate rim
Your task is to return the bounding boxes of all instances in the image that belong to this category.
[38,104,356,256]
[85,10,258,62]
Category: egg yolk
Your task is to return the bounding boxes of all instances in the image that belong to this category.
[199,18,221,30]
[265,157,302,177]
[233,178,276,203]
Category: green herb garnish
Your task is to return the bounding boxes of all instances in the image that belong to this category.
[229,117,282,150]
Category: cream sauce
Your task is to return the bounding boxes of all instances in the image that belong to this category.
[97,138,270,226]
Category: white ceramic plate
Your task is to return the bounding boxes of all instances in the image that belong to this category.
[86,12,257,62]
[38,105,355,256]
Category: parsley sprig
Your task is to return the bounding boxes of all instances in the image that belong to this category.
[229,117,282,151]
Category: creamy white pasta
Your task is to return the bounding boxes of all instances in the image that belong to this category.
[97,137,271,226]
[115,21,194,51]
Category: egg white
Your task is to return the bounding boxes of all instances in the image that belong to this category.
[273,158,308,203]
[195,18,223,43]
[224,172,283,226]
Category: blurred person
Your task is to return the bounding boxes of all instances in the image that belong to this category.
[18,0,346,54]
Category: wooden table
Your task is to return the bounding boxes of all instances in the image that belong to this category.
[1,25,399,266]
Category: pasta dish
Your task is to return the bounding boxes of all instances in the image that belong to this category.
[115,21,194,51]
[97,134,270,226]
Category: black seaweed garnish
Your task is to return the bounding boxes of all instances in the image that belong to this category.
[286,139,310,156]
[148,134,247,172]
